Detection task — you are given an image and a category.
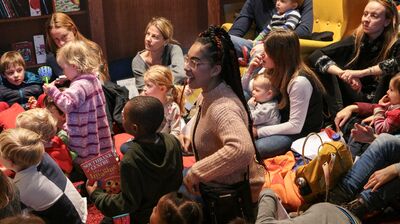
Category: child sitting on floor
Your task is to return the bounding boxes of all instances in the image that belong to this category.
[0,51,43,110]
[15,108,73,175]
[0,128,87,223]
[86,96,183,224]
[142,65,185,139]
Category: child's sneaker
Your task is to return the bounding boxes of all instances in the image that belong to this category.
[238,46,249,66]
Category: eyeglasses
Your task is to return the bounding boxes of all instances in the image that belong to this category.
[184,55,210,70]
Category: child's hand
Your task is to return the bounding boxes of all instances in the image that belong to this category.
[350,123,376,144]
[361,115,374,125]
[378,94,391,107]
[85,180,99,196]
[42,81,56,94]
[248,97,257,106]
[27,96,38,109]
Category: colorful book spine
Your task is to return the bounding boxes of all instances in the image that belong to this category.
[29,0,41,16]
[12,41,36,66]
[33,34,46,64]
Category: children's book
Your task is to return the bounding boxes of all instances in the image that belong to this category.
[33,34,46,64]
[80,150,121,194]
[29,0,41,16]
[53,0,80,12]
[12,41,36,66]
[12,0,31,17]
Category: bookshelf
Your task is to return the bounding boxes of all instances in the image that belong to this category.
[0,0,105,69]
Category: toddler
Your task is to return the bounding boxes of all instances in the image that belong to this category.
[142,65,184,138]
[0,128,87,223]
[87,96,183,224]
[16,108,73,174]
[247,74,280,130]
[0,51,43,109]
[239,0,302,65]
[43,40,113,164]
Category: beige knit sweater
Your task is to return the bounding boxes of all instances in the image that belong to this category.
[190,82,265,202]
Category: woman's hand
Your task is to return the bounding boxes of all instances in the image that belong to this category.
[334,105,358,130]
[85,180,98,197]
[350,123,376,144]
[183,170,200,196]
[250,43,264,57]
[364,164,398,192]
[247,53,264,75]
[340,69,365,81]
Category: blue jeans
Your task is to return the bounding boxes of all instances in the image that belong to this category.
[255,135,294,159]
[230,35,253,58]
[338,133,400,210]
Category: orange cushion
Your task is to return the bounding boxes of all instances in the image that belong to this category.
[113,133,134,160]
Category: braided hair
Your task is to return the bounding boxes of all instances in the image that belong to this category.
[195,26,253,132]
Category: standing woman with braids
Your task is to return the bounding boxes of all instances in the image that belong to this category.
[243,29,325,159]
[183,26,265,223]
[141,65,184,139]
[309,0,400,119]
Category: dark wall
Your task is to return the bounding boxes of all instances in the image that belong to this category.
[102,0,209,61]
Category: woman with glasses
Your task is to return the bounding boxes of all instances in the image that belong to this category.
[132,17,185,92]
[183,26,265,224]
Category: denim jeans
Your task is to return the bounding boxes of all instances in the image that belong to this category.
[338,133,400,210]
[230,35,254,58]
[255,135,294,159]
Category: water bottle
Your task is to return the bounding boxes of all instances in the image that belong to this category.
[331,132,346,145]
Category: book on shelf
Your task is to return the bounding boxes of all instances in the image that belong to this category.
[12,0,31,17]
[53,0,80,12]
[12,41,36,66]
[33,35,46,64]
[29,0,41,16]
[0,1,7,18]
[80,150,121,194]
[40,0,53,15]
[2,0,17,18]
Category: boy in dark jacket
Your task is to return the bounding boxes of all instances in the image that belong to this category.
[0,51,43,109]
[87,96,183,224]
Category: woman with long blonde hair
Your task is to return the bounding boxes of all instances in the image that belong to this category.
[309,0,400,119]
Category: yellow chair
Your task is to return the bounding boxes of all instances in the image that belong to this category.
[223,0,368,57]
[299,0,368,56]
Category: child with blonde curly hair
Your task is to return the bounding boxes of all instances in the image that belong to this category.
[42,40,113,165]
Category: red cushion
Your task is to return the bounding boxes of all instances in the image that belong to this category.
[0,103,25,130]
[113,133,134,160]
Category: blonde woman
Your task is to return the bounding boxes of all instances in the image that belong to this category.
[132,17,185,92]
[309,0,400,118]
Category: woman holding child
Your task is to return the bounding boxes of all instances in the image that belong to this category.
[243,29,325,159]
[309,0,400,118]
[183,26,265,223]
[132,17,186,92]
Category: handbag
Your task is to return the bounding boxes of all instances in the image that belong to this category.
[295,132,353,203]
[199,179,254,224]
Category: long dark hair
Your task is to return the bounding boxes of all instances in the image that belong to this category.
[195,26,252,131]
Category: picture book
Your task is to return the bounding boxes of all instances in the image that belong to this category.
[53,0,80,12]
[80,150,121,194]
[12,41,36,66]
[33,34,46,64]
[29,0,41,16]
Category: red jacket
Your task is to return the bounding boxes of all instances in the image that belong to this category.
[46,136,73,174]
